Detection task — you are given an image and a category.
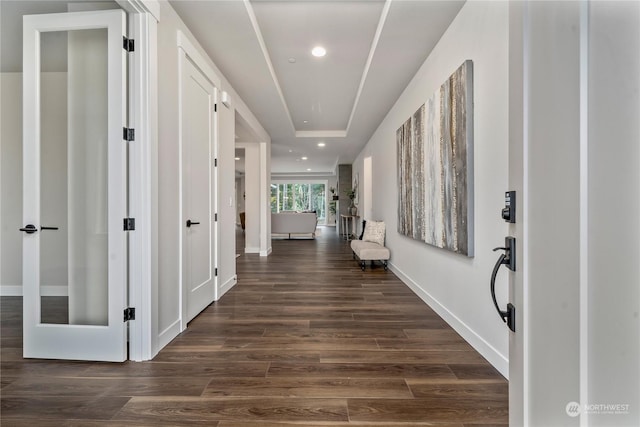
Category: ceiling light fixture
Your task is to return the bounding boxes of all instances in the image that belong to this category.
[301,156,308,160]
[317,142,325,147]
[288,57,296,63]
[234,157,240,161]
[311,46,326,57]
[307,168,312,171]
[303,120,308,124]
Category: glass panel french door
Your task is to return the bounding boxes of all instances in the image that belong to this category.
[22,9,128,361]
[271,182,327,224]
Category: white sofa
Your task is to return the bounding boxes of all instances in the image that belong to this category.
[271,212,318,239]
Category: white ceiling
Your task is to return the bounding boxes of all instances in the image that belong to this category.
[1,0,465,176]
[170,0,465,175]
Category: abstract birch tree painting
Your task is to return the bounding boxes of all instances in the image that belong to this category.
[397,60,474,256]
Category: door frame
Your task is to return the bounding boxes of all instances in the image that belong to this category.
[177,31,221,331]
[115,0,159,361]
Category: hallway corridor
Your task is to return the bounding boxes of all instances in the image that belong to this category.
[1,227,507,425]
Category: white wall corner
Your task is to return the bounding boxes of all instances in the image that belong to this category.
[260,247,272,257]
[218,275,237,300]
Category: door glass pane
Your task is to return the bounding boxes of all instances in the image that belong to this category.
[310,184,326,222]
[270,184,277,213]
[40,28,108,326]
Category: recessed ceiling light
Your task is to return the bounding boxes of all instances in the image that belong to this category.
[303,120,308,124]
[317,142,325,147]
[311,46,326,57]
[288,57,296,63]
[301,156,308,160]
[307,168,312,171]
[288,149,293,153]
[234,157,240,161]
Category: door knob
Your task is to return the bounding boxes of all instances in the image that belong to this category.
[186,220,200,228]
[19,224,38,234]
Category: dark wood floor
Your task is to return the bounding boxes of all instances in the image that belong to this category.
[1,226,507,426]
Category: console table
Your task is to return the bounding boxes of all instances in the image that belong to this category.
[340,214,359,240]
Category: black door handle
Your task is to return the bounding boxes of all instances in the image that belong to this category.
[186,220,200,228]
[40,226,59,231]
[19,224,38,234]
[490,237,516,332]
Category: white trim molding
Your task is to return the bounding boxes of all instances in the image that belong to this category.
[218,275,237,301]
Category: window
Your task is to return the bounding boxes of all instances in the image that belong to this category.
[271,182,327,224]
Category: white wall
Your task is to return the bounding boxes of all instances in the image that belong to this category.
[587,2,639,424]
[352,1,510,375]
[1,73,25,294]
[1,72,70,296]
[240,144,260,253]
[525,2,582,422]
[588,2,640,420]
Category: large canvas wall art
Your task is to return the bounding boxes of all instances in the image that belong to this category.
[397,60,474,256]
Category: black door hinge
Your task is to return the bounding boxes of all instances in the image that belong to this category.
[123,218,136,231]
[215,213,218,222]
[214,104,217,112]
[214,158,218,167]
[123,36,134,52]
[124,307,135,322]
[215,268,218,276]
[123,127,135,141]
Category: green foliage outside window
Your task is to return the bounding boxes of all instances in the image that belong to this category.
[271,182,327,222]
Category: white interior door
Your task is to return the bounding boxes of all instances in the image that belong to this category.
[22,9,128,361]
[181,56,217,325]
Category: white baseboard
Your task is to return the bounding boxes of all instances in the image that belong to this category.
[389,262,509,379]
[260,246,272,257]
[217,275,236,300]
[42,286,69,296]
[157,318,181,351]
[1,285,68,296]
[245,246,260,254]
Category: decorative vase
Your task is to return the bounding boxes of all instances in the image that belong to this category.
[349,200,357,216]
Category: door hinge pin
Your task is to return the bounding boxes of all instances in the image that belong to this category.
[123,36,134,52]
[123,127,135,141]
[123,218,136,231]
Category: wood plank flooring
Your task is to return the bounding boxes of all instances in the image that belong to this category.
[1,226,508,426]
